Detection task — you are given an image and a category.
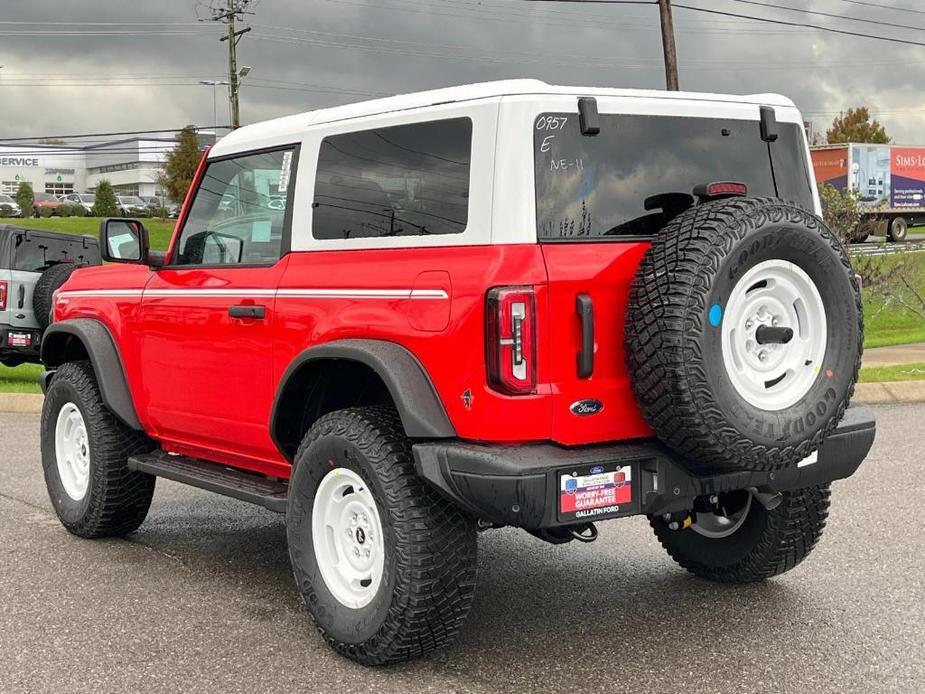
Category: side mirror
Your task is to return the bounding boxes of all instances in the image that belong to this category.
[100,218,150,264]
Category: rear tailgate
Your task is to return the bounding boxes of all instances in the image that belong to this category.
[7,269,38,329]
[533,103,816,446]
[541,242,652,446]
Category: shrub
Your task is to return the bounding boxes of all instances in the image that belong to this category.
[92,180,119,217]
[0,204,13,218]
[37,206,54,218]
[15,182,34,218]
[147,203,170,219]
[57,204,72,218]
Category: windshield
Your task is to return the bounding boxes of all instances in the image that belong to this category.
[119,196,145,205]
[0,195,14,204]
[534,113,814,240]
[34,193,56,202]
[79,195,95,203]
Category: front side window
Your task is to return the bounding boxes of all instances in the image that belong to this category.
[312,118,472,239]
[173,147,296,266]
[534,113,815,240]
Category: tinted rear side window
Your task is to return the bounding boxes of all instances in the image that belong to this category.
[534,113,815,240]
[12,234,100,272]
[312,118,472,239]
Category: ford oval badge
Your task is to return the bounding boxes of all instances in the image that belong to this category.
[570,399,604,417]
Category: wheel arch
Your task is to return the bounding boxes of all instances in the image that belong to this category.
[41,318,143,430]
[270,339,456,461]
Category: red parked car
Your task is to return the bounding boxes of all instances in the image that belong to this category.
[32,192,64,216]
[38,80,875,666]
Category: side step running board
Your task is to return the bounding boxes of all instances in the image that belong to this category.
[127,452,288,513]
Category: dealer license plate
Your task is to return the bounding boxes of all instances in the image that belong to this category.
[558,462,636,522]
[7,332,32,348]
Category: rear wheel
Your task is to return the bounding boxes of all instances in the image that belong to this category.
[650,485,831,583]
[287,407,477,666]
[888,216,908,242]
[40,361,156,537]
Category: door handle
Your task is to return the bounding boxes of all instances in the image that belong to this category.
[18,285,25,310]
[576,294,594,379]
[228,304,266,319]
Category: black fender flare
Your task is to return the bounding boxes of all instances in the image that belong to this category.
[270,339,456,454]
[41,319,143,430]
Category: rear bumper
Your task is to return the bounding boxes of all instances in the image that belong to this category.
[0,325,41,359]
[413,403,876,530]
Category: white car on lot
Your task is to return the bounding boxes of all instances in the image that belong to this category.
[0,195,22,217]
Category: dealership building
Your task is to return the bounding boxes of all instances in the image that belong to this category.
[0,132,216,198]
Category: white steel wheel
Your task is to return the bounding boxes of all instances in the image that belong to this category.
[55,402,91,501]
[691,492,753,539]
[721,259,827,411]
[311,467,386,609]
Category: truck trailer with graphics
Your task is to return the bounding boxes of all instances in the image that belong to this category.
[811,143,925,242]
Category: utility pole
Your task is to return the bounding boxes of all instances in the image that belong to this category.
[208,0,252,129]
[657,0,680,91]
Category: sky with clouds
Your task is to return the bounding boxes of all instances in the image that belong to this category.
[0,0,923,143]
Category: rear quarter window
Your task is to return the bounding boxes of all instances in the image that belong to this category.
[312,117,472,240]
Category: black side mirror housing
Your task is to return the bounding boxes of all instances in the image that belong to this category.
[99,217,151,265]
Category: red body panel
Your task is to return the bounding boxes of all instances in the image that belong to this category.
[274,245,552,445]
[137,259,290,473]
[55,236,656,478]
[540,242,654,445]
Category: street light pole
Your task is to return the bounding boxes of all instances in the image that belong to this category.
[199,80,229,126]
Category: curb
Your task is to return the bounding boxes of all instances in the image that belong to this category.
[853,380,925,405]
[1,382,924,415]
[0,393,45,414]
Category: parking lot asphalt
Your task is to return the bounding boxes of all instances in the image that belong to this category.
[1,404,922,694]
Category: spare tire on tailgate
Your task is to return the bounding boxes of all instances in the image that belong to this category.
[625,196,862,473]
[33,263,81,331]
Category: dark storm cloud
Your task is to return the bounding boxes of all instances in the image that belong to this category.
[0,0,922,141]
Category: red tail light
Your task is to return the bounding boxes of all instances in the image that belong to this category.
[0,281,7,311]
[486,286,537,395]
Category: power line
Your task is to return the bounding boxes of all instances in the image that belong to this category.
[671,3,925,47]
[322,0,795,34]
[727,0,924,32]
[0,127,225,143]
[833,0,925,17]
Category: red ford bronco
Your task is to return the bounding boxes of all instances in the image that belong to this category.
[39,80,876,666]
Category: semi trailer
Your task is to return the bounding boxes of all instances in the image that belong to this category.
[811,143,925,241]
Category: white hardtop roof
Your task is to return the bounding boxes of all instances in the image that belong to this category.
[214,79,798,154]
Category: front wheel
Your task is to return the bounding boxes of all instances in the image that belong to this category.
[286,407,477,666]
[650,485,831,583]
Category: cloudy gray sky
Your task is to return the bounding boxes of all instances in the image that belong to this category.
[0,0,923,143]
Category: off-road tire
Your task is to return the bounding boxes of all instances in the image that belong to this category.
[33,263,81,330]
[41,360,156,537]
[650,485,831,583]
[625,197,863,473]
[287,407,477,666]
